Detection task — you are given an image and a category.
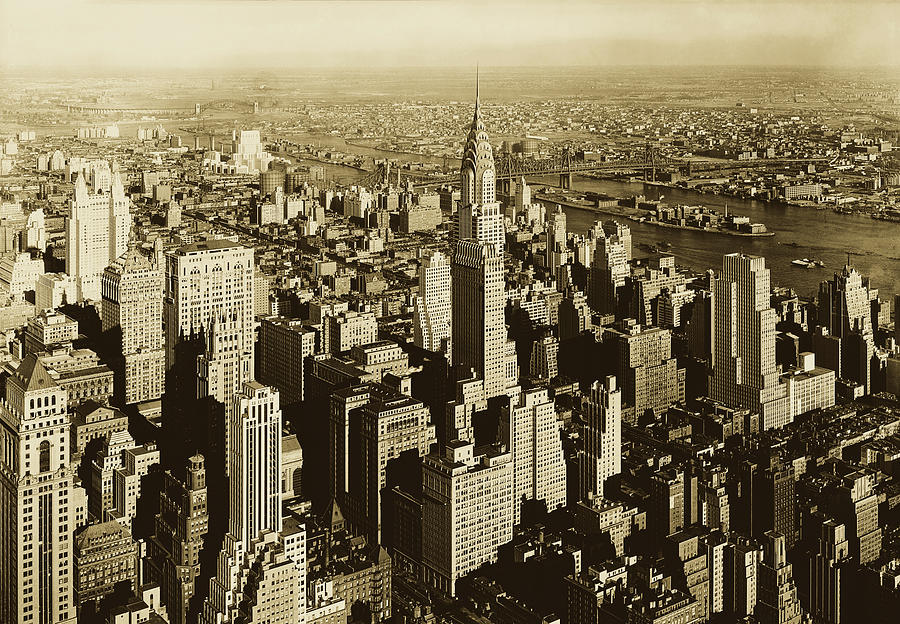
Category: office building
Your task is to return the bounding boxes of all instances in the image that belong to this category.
[452,239,508,399]
[727,536,763,617]
[164,239,254,376]
[757,531,803,624]
[36,272,77,310]
[0,252,43,297]
[529,334,559,380]
[817,265,877,393]
[650,467,685,538]
[606,320,685,424]
[500,387,567,524]
[258,316,317,405]
[101,245,165,406]
[413,250,452,355]
[229,382,283,547]
[588,228,628,316]
[24,309,78,354]
[88,429,159,527]
[323,310,378,354]
[0,355,77,624]
[166,240,254,437]
[146,455,209,624]
[335,383,435,542]
[580,376,622,501]
[808,520,850,624]
[201,382,303,624]
[546,205,568,273]
[558,289,592,340]
[422,441,513,596]
[73,520,139,609]
[710,254,791,430]
[456,79,505,254]
[630,255,690,327]
[66,169,131,302]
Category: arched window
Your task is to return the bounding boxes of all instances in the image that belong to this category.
[39,441,50,473]
[29,399,34,410]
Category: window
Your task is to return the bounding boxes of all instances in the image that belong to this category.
[39,441,50,473]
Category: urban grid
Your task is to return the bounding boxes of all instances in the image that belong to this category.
[1,2,900,624]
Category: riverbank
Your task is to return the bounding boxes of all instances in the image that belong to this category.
[534,191,776,238]
[590,173,877,215]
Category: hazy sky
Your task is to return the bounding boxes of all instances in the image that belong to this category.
[1,0,898,70]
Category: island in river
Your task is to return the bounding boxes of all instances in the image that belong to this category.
[534,189,775,238]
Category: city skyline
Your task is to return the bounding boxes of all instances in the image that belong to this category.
[1,4,900,622]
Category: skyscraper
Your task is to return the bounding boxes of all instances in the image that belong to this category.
[456,74,504,254]
[817,265,877,392]
[164,240,255,370]
[413,250,452,355]
[710,254,790,430]
[228,382,283,547]
[66,168,131,302]
[546,205,568,273]
[580,375,622,501]
[0,355,77,624]
[165,240,255,424]
[500,387,567,524]
[808,520,850,624]
[451,239,508,399]
[757,531,803,624]
[101,244,165,406]
[606,319,685,425]
[202,381,291,624]
[344,383,436,543]
[146,455,209,624]
[589,229,628,316]
[422,441,513,597]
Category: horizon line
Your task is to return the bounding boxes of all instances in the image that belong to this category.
[3,62,900,74]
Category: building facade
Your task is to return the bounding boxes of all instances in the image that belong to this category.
[66,169,131,302]
[101,245,165,405]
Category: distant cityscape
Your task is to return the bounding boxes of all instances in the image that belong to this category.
[0,60,899,624]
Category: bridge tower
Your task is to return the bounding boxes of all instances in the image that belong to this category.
[559,147,574,190]
[644,144,659,183]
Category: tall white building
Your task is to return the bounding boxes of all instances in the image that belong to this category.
[710,254,790,430]
[0,355,77,624]
[66,168,131,302]
[228,130,273,174]
[164,239,254,394]
[580,375,622,501]
[101,245,165,405]
[229,382,283,547]
[546,205,568,272]
[413,250,452,355]
[501,387,567,524]
[589,228,629,315]
[456,76,504,254]
[451,239,508,399]
[203,382,307,624]
[422,441,513,597]
[817,264,877,392]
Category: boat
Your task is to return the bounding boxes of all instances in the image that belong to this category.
[791,259,815,268]
[813,259,825,268]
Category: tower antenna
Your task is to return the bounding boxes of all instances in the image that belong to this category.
[475,63,480,115]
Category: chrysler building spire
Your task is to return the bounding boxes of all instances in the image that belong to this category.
[460,67,495,207]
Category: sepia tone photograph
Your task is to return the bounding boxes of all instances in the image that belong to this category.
[0,0,898,622]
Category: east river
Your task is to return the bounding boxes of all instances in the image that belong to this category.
[284,137,900,300]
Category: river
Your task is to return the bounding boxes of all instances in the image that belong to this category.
[533,175,900,299]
